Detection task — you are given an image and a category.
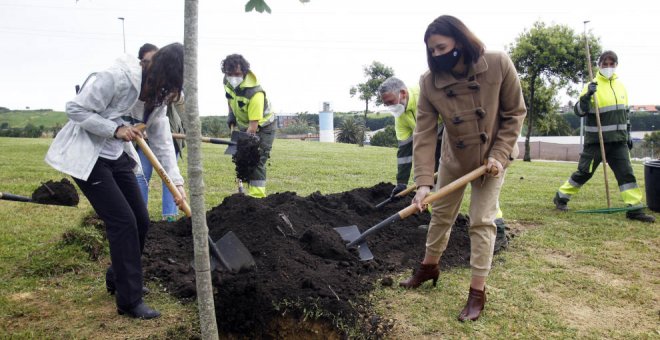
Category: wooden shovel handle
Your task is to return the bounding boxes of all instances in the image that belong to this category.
[134,136,191,217]
[171,133,235,145]
[395,172,439,198]
[397,165,488,219]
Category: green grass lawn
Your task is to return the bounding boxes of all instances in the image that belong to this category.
[0,110,68,129]
[0,137,657,339]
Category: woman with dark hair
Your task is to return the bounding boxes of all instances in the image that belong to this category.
[400,16,526,322]
[45,42,187,320]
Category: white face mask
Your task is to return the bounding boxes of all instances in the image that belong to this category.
[385,93,406,118]
[600,67,616,79]
[226,76,243,88]
[387,104,405,117]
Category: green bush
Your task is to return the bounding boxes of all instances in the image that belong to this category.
[278,118,316,135]
[337,117,366,144]
[370,125,397,147]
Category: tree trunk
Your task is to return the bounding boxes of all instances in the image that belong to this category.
[183,1,219,339]
[523,80,536,162]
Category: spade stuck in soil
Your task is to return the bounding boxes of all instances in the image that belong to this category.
[1,178,78,207]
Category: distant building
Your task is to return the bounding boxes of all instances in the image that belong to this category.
[275,113,298,128]
[630,105,659,114]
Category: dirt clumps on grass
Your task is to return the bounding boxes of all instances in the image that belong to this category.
[32,178,79,207]
[143,183,479,338]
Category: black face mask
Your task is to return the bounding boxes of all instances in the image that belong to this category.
[431,48,461,73]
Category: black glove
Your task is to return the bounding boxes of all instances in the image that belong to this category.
[390,183,407,199]
[227,111,237,129]
[627,138,633,150]
[586,82,597,96]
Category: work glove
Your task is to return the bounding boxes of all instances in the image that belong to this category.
[390,183,407,200]
[627,137,633,150]
[586,82,597,96]
[227,111,237,129]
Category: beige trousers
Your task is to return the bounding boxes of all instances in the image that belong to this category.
[426,164,504,277]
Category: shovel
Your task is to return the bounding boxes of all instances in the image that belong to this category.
[134,134,255,273]
[224,130,255,155]
[0,192,34,203]
[335,165,488,261]
[1,180,78,207]
[374,172,439,209]
[171,133,235,146]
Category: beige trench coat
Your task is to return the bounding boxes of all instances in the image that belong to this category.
[413,51,526,187]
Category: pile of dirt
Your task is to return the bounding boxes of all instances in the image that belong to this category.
[32,178,79,207]
[143,183,481,338]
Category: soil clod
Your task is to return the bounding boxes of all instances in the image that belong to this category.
[32,178,79,206]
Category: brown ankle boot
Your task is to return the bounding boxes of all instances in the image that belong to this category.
[399,263,440,289]
[458,286,486,322]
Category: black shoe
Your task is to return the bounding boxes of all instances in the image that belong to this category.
[494,218,508,252]
[626,209,655,223]
[106,282,150,296]
[117,302,161,319]
[553,194,568,211]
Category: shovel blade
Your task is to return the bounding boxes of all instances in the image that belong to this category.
[214,231,255,273]
[224,131,240,155]
[355,241,374,261]
[333,225,374,261]
[333,225,361,243]
[190,254,220,271]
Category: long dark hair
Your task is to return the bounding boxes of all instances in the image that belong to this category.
[141,42,183,121]
[424,15,485,74]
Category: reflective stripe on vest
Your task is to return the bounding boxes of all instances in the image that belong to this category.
[584,124,627,132]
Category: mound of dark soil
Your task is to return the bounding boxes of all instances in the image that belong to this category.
[143,183,479,338]
[32,178,79,207]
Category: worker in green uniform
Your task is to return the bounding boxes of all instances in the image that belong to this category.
[554,50,655,223]
[222,54,275,198]
[379,76,512,250]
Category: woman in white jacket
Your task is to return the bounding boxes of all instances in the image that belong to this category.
[45,43,186,320]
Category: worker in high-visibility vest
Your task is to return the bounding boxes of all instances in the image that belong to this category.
[554,50,655,223]
[222,54,275,198]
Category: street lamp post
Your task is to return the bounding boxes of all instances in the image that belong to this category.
[117,17,126,53]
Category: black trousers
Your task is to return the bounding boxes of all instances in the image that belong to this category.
[74,153,150,309]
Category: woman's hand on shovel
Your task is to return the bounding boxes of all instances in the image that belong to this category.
[114,125,144,141]
[412,185,431,212]
[174,185,187,208]
[486,157,503,178]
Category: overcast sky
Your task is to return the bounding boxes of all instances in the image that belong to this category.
[1,0,659,116]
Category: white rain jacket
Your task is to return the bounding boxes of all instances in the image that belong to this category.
[45,54,183,185]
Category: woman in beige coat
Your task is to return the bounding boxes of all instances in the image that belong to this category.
[399,15,526,322]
